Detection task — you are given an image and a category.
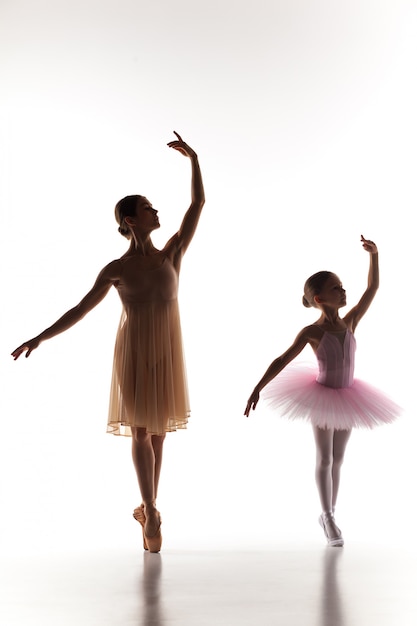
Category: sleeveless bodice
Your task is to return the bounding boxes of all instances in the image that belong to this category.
[316,330,356,389]
[116,256,178,307]
[108,254,189,437]
[262,327,401,430]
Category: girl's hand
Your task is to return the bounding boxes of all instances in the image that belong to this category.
[244,389,260,417]
[11,338,40,360]
[167,131,197,159]
[361,235,378,254]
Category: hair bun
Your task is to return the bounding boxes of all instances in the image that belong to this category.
[302,295,311,308]
[118,225,129,236]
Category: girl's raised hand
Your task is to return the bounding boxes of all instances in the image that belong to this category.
[167,131,197,159]
[361,235,378,254]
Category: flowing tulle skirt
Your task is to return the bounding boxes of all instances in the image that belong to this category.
[107,299,190,436]
[262,363,402,430]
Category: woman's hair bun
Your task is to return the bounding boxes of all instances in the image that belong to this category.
[118,225,129,236]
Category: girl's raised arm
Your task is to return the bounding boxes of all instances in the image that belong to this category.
[344,235,379,332]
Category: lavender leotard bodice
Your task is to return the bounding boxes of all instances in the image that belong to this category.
[315,330,356,389]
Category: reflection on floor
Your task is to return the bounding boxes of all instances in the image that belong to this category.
[1,546,416,625]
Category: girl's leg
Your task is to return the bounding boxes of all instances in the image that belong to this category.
[313,425,351,544]
[331,429,352,511]
[313,426,334,512]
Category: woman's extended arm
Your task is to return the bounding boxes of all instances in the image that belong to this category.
[167,131,205,254]
[11,260,120,359]
[344,235,379,332]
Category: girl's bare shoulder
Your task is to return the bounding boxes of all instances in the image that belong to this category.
[297,323,324,350]
[298,323,322,339]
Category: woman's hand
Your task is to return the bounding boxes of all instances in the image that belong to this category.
[244,389,260,417]
[167,131,197,159]
[361,235,378,254]
[11,337,41,360]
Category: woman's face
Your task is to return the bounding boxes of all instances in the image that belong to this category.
[316,274,346,308]
[135,197,160,231]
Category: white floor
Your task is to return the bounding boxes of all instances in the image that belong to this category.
[1,543,416,626]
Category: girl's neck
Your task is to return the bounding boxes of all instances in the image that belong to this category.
[318,309,343,328]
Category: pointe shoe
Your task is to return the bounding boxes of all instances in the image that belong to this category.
[133,504,148,551]
[319,512,344,547]
[144,508,162,553]
[145,526,162,553]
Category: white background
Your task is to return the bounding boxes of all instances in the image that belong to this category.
[1,0,415,555]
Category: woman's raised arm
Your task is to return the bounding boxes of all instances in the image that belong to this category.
[167,131,205,254]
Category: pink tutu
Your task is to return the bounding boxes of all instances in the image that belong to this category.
[262,363,402,430]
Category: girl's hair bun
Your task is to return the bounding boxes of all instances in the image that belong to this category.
[302,295,311,308]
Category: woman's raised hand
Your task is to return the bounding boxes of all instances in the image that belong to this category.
[167,131,197,159]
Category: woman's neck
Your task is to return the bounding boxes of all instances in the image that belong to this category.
[128,234,157,256]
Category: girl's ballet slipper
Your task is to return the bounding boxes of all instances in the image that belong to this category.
[319,512,344,547]
[144,510,162,553]
[133,504,148,551]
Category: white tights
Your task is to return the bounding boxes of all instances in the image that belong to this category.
[313,426,352,513]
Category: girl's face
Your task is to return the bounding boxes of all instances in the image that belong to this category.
[134,197,160,232]
[316,274,346,308]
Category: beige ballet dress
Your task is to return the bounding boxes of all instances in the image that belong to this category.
[107,254,190,436]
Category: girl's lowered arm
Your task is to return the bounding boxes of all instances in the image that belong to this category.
[244,328,310,416]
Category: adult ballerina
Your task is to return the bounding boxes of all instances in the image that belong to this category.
[12,131,205,552]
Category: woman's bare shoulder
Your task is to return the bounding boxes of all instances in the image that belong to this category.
[98,258,124,282]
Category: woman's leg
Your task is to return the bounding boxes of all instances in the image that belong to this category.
[131,427,165,536]
[151,433,166,501]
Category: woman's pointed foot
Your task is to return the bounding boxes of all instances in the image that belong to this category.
[319,512,344,547]
[144,504,162,553]
[133,504,148,551]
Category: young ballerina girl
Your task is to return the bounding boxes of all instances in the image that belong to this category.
[12,131,205,553]
[244,236,401,547]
